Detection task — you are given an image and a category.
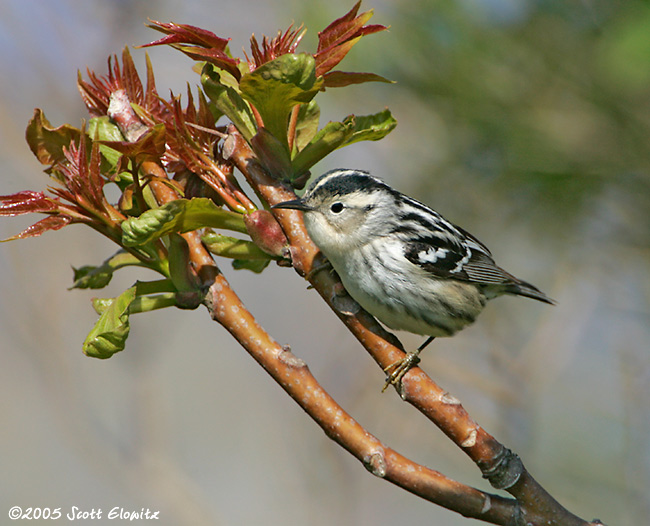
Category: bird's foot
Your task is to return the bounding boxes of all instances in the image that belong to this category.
[305,258,333,283]
[382,351,422,393]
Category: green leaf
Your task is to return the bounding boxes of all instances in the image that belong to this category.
[239,54,324,145]
[70,251,146,290]
[121,198,247,247]
[128,293,178,313]
[134,279,177,295]
[73,266,113,290]
[202,65,257,142]
[340,108,397,147]
[232,258,271,273]
[291,109,397,175]
[167,233,198,292]
[87,116,125,173]
[293,100,321,152]
[202,231,273,260]
[90,282,176,315]
[322,71,394,88]
[25,109,81,167]
[91,297,114,315]
[83,286,136,359]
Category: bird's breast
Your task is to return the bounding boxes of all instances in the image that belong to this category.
[327,241,487,337]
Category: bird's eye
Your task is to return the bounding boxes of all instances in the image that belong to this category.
[330,202,344,214]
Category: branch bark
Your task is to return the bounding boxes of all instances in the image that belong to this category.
[143,147,520,523]
[203,264,517,523]
[220,126,605,526]
[60,32,604,526]
[128,107,601,524]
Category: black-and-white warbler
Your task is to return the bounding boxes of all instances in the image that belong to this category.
[274,169,554,389]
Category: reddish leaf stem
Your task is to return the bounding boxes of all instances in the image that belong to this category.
[287,104,300,153]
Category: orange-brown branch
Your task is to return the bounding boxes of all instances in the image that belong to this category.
[222,126,598,526]
[203,268,516,523]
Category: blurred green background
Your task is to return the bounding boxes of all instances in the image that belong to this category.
[1,1,648,524]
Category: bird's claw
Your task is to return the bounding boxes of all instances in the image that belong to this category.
[305,259,333,282]
[382,352,421,392]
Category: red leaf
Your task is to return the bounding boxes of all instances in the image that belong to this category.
[100,124,167,163]
[78,69,111,116]
[316,38,360,77]
[143,53,159,111]
[0,191,59,216]
[315,1,387,77]
[197,90,215,129]
[25,109,82,167]
[3,215,72,242]
[120,47,144,104]
[78,48,165,121]
[143,20,230,51]
[142,21,241,80]
[174,47,241,79]
[87,139,106,208]
[317,1,363,52]
[246,24,305,70]
[322,70,393,88]
[44,129,114,222]
[184,85,197,124]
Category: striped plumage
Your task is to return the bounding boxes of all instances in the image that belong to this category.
[274,168,554,340]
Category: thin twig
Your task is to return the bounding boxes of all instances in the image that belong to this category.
[250,104,264,130]
[287,104,300,153]
[185,121,228,139]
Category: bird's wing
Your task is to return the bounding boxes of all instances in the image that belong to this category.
[403,229,512,285]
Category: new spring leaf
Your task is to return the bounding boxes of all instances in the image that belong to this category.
[83,286,136,359]
[121,197,247,246]
[239,53,324,146]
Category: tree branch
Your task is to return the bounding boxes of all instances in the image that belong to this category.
[142,133,519,523]
[110,93,602,524]
[202,265,518,524]
[221,126,604,526]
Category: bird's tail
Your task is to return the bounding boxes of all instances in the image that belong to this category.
[505,279,556,305]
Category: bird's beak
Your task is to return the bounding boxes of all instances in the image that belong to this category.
[272,199,313,212]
